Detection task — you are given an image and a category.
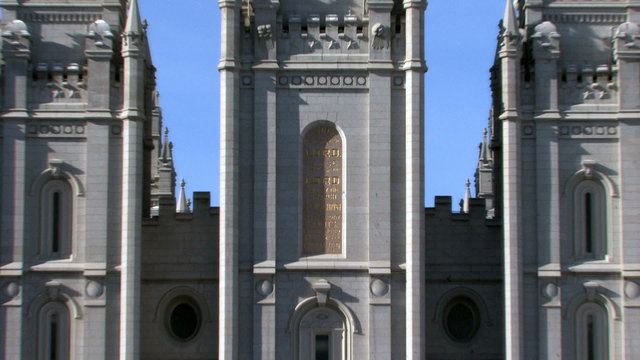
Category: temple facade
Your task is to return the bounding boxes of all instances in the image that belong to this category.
[1,0,639,359]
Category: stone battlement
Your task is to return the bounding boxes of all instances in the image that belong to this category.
[426,196,498,224]
[144,192,218,223]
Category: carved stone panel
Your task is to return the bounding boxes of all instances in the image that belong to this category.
[303,125,342,255]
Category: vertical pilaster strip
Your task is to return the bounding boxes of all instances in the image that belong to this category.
[253,70,277,359]
[84,30,113,292]
[252,71,276,264]
[403,1,426,359]
[218,1,240,359]
[82,121,111,264]
[535,123,560,268]
[120,118,142,360]
[531,23,561,360]
[502,117,522,360]
[500,5,523,357]
[0,25,30,359]
[120,1,144,357]
[367,70,392,266]
[366,2,395,358]
[0,24,30,268]
[83,122,110,360]
[0,120,25,360]
[367,71,392,360]
[614,23,640,358]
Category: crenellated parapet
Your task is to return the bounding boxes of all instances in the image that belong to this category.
[142,193,219,275]
[147,193,217,221]
[425,196,502,295]
[240,0,409,65]
[426,196,500,224]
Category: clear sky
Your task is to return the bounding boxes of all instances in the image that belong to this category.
[138,0,507,208]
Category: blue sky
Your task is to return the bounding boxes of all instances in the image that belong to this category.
[139,0,507,207]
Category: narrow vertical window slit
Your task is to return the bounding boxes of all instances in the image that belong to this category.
[52,191,61,253]
[50,313,58,360]
[585,192,593,254]
[587,314,595,360]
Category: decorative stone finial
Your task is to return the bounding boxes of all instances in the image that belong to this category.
[176,179,190,213]
[463,179,471,214]
[160,128,170,162]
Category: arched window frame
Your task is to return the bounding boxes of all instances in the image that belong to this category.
[299,121,347,258]
[39,179,73,260]
[564,284,620,360]
[563,161,617,263]
[287,296,357,360]
[37,301,71,360]
[574,302,609,360]
[29,160,84,261]
[572,180,607,260]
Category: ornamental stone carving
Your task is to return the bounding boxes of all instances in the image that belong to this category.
[532,21,560,56]
[542,283,558,300]
[87,19,114,49]
[2,19,31,51]
[370,278,389,297]
[3,281,20,298]
[85,280,104,298]
[615,22,640,49]
[371,23,388,49]
[256,278,274,297]
[625,281,640,300]
[257,24,272,40]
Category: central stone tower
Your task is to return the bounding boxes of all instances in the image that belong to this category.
[218,0,426,359]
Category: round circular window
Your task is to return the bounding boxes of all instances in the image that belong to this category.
[166,299,201,342]
[443,297,480,343]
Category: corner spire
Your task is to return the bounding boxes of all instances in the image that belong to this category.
[124,0,144,35]
[503,0,518,36]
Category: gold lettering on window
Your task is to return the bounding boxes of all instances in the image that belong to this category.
[303,125,343,255]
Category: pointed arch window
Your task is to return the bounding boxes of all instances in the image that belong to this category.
[40,180,73,259]
[575,302,608,360]
[573,180,607,260]
[37,302,70,360]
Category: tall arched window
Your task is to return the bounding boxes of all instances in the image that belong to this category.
[573,180,607,260]
[575,302,608,360]
[37,302,70,360]
[302,123,343,256]
[40,180,73,259]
